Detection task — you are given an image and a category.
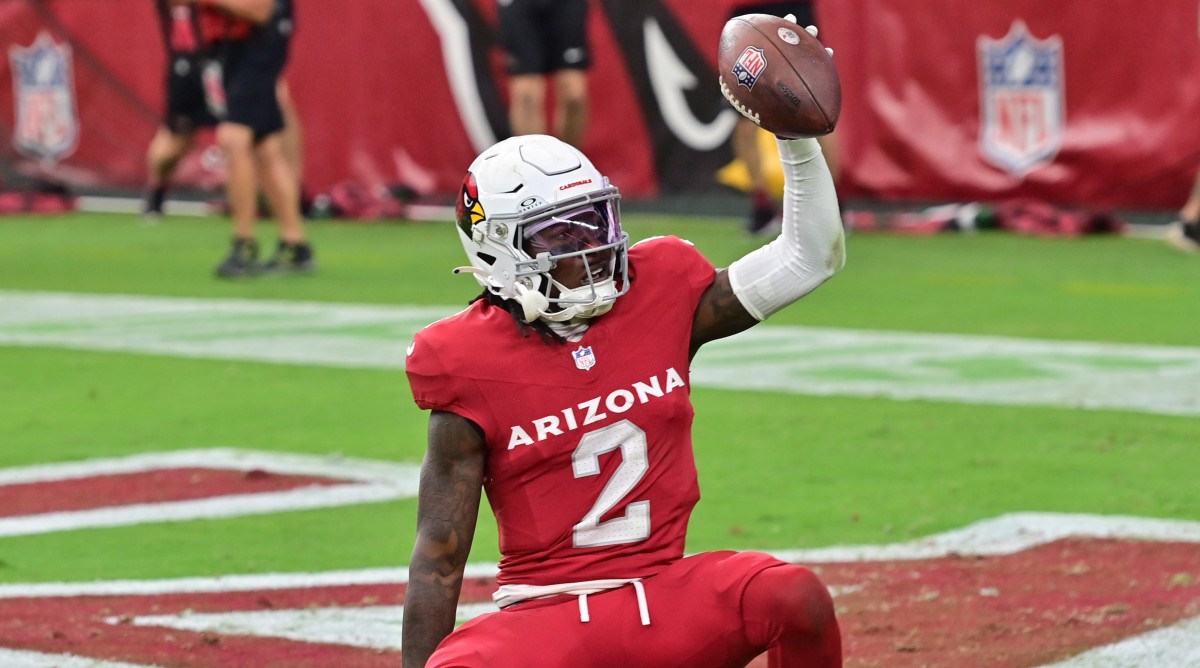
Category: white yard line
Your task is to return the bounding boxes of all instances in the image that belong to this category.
[0,512,1194,665]
[0,449,421,538]
[769,512,1200,562]
[0,649,162,668]
[2,512,1197,599]
[0,448,416,486]
[101,607,1200,666]
[0,512,1197,664]
[1036,615,1200,667]
[3,290,1200,415]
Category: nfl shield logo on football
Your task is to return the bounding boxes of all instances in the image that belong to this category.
[977,20,1064,176]
[572,346,596,371]
[8,32,80,163]
[732,46,768,90]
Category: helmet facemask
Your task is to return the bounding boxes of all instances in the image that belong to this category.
[517,198,629,322]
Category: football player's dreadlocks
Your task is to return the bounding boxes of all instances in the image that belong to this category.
[472,290,566,345]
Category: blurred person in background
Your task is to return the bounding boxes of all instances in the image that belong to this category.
[143,1,308,224]
[169,0,314,278]
[725,0,840,235]
[498,0,590,148]
[1166,168,1200,253]
[142,0,217,219]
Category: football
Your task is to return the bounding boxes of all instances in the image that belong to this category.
[718,14,841,138]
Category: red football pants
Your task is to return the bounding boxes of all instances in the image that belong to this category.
[426,550,841,668]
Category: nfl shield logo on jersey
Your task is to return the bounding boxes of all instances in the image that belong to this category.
[732,46,767,90]
[572,346,596,371]
[8,32,80,162]
[976,20,1064,176]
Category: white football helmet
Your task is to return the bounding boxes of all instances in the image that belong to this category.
[454,134,629,323]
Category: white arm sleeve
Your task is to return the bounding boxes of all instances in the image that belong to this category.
[727,137,846,321]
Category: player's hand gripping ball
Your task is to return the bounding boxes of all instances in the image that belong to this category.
[718,14,841,138]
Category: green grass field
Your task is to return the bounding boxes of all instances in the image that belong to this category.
[1,211,1197,584]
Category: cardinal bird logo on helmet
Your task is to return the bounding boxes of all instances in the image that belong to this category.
[456,172,485,236]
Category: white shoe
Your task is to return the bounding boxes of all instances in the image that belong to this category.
[1165,221,1200,254]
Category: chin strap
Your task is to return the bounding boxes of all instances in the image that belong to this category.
[513,283,550,323]
[455,266,617,324]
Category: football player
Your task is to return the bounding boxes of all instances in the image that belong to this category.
[402,27,846,668]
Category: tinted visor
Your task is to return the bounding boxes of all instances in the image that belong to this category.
[521,203,620,257]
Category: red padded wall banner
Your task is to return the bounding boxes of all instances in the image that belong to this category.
[817,0,1200,208]
[1,0,1197,209]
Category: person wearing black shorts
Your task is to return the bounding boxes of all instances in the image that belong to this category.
[182,0,313,277]
[498,0,590,147]
[725,1,840,234]
[143,0,306,231]
[142,0,218,218]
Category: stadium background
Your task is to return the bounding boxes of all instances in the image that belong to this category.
[1,0,1198,209]
[1,1,1199,667]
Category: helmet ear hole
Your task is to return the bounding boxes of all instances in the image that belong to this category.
[476,253,497,267]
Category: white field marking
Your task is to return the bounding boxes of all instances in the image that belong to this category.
[694,325,1200,417]
[0,449,420,538]
[105,608,1200,663]
[109,605,435,652]
[3,290,1200,415]
[2,512,1197,601]
[0,290,453,369]
[2,289,1200,414]
[768,512,1200,563]
[106,607,1200,663]
[82,513,1200,661]
[1036,615,1200,667]
[0,648,161,668]
[0,563,498,599]
[0,513,1194,664]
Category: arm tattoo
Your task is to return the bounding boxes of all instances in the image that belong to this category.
[690,269,759,357]
[402,411,486,667]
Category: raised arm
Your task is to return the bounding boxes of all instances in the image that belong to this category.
[690,137,845,355]
[401,410,487,668]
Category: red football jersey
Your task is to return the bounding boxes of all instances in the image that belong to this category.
[407,236,717,586]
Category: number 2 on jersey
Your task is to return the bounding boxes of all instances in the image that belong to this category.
[571,420,650,548]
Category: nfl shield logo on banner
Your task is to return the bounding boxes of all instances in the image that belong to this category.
[976,20,1064,175]
[8,32,80,163]
[572,346,596,371]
